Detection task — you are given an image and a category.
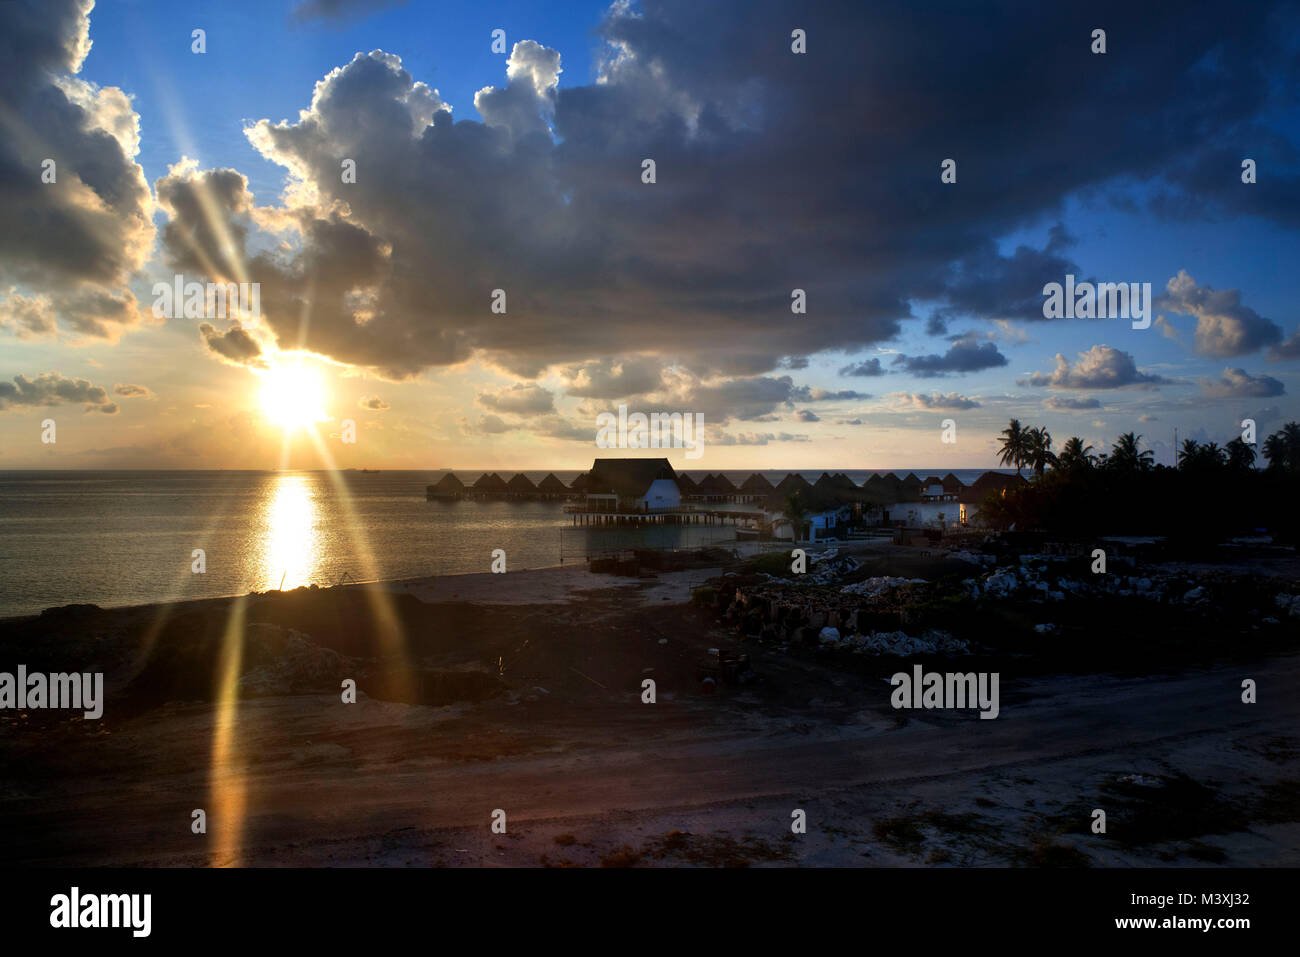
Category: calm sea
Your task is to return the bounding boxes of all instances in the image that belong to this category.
[0,468,1009,618]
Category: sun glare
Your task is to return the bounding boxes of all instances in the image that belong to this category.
[259,361,328,430]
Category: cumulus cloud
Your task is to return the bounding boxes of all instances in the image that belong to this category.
[198,323,267,368]
[794,409,820,422]
[0,372,117,413]
[559,357,663,398]
[477,383,555,415]
[1199,367,1285,399]
[475,413,512,434]
[474,40,562,142]
[113,383,152,398]
[0,0,153,340]
[839,358,885,377]
[462,410,589,440]
[808,388,870,401]
[895,392,981,411]
[358,394,390,410]
[0,290,57,339]
[1270,327,1300,360]
[716,431,810,446]
[1043,395,1101,411]
[1159,270,1282,358]
[675,375,805,423]
[137,0,1295,388]
[892,333,1009,377]
[1019,345,1168,389]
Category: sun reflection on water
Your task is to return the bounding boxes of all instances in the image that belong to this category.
[260,473,319,591]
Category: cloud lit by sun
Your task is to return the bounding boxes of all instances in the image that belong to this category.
[259,360,328,431]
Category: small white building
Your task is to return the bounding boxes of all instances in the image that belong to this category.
[584,457,683,512]
[893,501,959,529]
[771,506,848,541]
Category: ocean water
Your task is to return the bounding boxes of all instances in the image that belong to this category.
[0,468,1014,618]
[0,470,725,618]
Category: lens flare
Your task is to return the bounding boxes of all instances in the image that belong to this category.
[259,360,327,430]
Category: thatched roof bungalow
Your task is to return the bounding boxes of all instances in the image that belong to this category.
[426,472,466,500]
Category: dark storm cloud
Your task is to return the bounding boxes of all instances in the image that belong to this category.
[892,333,1009,377]
[143,0,1297,388]
[929,234,1082,326]
[839,358,885,377]
[0,0,152,340]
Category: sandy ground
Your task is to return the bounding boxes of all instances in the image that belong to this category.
[1,558,1297,868]
[377,563,721,606]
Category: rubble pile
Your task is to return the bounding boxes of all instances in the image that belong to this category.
[963,556,1182,604]
[716,575,962,656]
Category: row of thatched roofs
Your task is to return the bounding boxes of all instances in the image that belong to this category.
[429,465,1025,507]
[429,471,572,495]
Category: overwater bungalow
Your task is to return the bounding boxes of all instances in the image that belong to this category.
[772,472,812,500]
[505,473,539,499]
[536,473,570,500]
[695,473,737,503]
[471,472,510,498]
[899,473,924,501]
[583,457,681,512]
[737,472,774,504]
[426,472,466,500]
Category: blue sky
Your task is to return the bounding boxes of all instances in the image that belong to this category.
[2,0,1298,470]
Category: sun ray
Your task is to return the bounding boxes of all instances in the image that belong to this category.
[209,595,249,868]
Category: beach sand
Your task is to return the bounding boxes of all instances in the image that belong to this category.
[1,554,1297,867]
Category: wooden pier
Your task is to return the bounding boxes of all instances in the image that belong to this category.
[562,504,766,527]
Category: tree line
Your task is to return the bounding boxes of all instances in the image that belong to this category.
[981,419,1300,542]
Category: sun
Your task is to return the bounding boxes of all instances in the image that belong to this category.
[259,360,328,430]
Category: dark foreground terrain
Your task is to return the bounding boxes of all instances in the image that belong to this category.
[0,544,1297,867]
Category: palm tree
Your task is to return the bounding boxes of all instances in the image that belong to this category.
[1263,422,1300,473]
[998,418,1029,476]
[783,492,808,544]
[1177,439,1202,469]
[1056,436,1095,471]
[1109,432,1154,473]
[1225,437,1256,470]
[1025,426,1056,476]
